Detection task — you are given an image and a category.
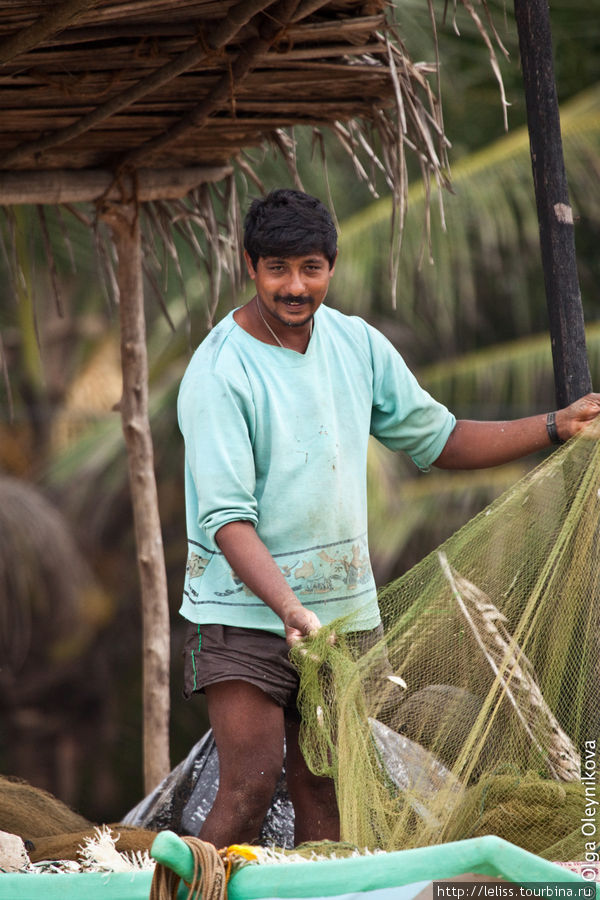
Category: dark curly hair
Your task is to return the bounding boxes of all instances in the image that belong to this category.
[243,189,337,269]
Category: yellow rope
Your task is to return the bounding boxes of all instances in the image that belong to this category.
[149,837,227,900]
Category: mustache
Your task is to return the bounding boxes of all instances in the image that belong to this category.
[275,294,312,304]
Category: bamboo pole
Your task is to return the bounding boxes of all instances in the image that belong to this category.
[514,0,592,407]
[99,199,170,793]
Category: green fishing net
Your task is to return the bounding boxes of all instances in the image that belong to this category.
[292,417,600,861]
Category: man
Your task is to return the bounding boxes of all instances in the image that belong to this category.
[178,188,600,849]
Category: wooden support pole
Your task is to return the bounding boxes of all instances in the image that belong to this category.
[514,0,592,407]
[99,199,170,793]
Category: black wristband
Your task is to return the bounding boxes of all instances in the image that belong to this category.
[546,411,564,445]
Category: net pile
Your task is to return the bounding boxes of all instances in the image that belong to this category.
[293,418,600,860]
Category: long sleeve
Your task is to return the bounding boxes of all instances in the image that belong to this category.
[178,365,258,543]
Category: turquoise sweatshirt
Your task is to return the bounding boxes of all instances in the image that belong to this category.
[177,305,455,636]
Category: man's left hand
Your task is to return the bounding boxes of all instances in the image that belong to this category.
[555,392,600,442]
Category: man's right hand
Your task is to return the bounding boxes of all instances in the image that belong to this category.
[215,521,323,645]
[283,604,322,647]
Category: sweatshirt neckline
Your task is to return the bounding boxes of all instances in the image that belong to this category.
[228,307,321,367]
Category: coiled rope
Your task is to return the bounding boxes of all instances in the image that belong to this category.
[149,837,228,900]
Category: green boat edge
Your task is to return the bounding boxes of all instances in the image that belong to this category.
[0,834,595,900]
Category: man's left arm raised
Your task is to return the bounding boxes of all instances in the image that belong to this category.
[434,393,600,470]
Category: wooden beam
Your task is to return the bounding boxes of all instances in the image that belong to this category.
[0,0,99,65]
[0,165,232,205]
[99,199,171,794]
[514,0,592,407]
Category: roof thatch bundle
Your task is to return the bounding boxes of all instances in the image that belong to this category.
[0,0,450,195]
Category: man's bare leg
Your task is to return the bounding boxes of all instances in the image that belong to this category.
[199,680,284,847]
[284,712,340,845]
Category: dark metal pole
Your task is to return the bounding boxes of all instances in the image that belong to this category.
[514,0,592,407]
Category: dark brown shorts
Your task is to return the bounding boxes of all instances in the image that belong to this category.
[182,621,387,710]
[182,623,300,708]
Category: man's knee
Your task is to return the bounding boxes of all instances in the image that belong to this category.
[231,769,279,810]
[216,758,281,831]
[219,751,282,807]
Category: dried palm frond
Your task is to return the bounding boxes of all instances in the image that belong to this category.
[78,826,154,873]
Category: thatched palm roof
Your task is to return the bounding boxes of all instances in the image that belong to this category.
[0,0,449,205]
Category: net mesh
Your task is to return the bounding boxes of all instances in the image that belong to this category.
[292,418,600,860]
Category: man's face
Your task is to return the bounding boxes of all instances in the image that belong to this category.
[244,250,336,328]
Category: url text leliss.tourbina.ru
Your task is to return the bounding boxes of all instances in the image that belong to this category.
[433,885,594,899]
